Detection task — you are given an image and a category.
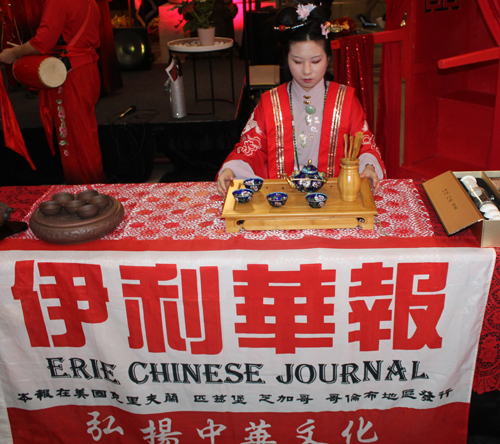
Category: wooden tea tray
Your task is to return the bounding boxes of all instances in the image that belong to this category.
[30,196,124,244]
[222,178,377,232]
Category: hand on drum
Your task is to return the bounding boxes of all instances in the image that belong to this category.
[0,41,39,65]
[0,48,18,65]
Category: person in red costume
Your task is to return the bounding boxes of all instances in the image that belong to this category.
[217,2,386,196]
[0,0,22,88]
[0,0,106,185]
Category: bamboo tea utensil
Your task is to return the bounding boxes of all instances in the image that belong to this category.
[344,134,348,159]
[339,130,363,201]
[351,131,363,160]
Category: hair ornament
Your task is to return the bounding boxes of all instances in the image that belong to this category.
[274,23,307,31]
[297,3,316,21]
[321,21,349,38]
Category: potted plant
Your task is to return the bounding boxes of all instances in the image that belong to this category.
[170,0,216,45]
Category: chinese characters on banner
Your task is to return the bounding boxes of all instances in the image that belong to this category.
[0,248,494,443]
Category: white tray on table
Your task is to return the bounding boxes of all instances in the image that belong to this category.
[167,37,233,53]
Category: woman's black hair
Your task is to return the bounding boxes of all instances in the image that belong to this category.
[274,2,333,81]
[274,3,333,59]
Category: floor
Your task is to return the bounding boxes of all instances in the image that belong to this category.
[1,40,246,187]
[469,390,500,443]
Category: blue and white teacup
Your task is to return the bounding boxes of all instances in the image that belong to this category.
[306,192,328,208]
[233,188,254,204]
[266,192,288,207]
[243,178,264,192]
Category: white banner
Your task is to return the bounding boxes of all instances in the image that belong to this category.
[0,247,494,443]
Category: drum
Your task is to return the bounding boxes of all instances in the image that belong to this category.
[12,54,67,89]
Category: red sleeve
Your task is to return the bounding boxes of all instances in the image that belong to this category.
[30,0,100,55]
[29,0,67,54]
[349,93,387,177]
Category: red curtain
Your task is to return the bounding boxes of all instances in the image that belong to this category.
[334,34,375,130]
[477,0,500,169]
[96,0,123,95]
[374,0,408,178]
[333,0,409,177]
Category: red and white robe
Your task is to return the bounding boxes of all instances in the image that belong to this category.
[221,81,386,180]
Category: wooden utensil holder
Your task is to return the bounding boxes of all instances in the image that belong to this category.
[338,158,361,202]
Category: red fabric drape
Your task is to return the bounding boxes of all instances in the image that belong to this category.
[96,0,123,95]
[476,0,500,169]
[374,0,408,178]
[334,34,375,130]
[0,0,22,87]
[0,74,35,169]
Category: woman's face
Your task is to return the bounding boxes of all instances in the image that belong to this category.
[287,39,329,91]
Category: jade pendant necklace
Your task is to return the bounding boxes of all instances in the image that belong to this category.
[304,99,316,125]
[289,81,328,169]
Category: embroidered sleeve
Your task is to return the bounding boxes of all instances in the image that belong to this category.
[217,100,270,179]
[234,105,267,158]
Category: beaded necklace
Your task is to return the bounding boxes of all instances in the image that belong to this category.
[288,81,328,170]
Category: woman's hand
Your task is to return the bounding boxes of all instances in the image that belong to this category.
[217,168,235,197]
[360,164,380,194]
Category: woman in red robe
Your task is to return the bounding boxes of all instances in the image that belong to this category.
[217,3,386,196]
[0,0,106,184]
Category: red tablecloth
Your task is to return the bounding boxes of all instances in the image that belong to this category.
[0,180,480,247]
[0,179,499,393]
